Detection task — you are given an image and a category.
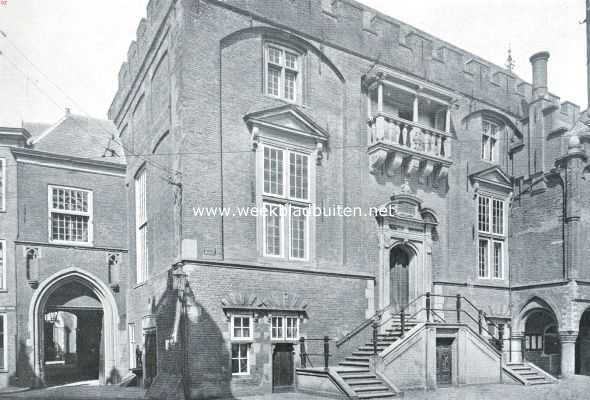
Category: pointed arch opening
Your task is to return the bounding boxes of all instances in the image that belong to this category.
[28,268,120,387]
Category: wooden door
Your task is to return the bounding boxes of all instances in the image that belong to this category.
[436,339,453,386]
[144,332,157,389]
[272,344,294,392]
[390,247,410,311]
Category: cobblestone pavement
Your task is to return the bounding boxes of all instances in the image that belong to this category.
[1,377,590,400]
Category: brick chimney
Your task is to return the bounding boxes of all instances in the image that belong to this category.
[530,51,550,99]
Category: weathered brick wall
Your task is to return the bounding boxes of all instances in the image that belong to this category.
[12,162,129,386]
[107,0,590,396]
[511,175,564,285]
[0,147,19,386]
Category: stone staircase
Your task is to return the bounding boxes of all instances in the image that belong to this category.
[504,362,556,385]
[334,316,419,399]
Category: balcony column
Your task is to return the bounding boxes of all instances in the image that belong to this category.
[367,89,372,120]
[560,331,578,377]
[376,81,384,141]
[445,107,451,133]
[413,95,419,123]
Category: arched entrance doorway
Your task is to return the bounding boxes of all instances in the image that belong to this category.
[28,268,119,387]
[576,309,590,375]
[523,309,560,376]
[390,246,412,311]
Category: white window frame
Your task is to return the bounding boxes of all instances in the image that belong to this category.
[477,193,507,279]
[48,185,93,246]
[0,158,5,212]
[271,315,300,341]
[260,144,311,261]
[0,314,6,371]
[231,342,250,376]
[135,168,148,284]
[265,43,301,103]
[482,120,500,163]
[231,315,253,341]
[128,323,136,369]
[0,240,5,290]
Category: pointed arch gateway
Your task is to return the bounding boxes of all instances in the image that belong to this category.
[376,189,438,312]
[28,268,120,386]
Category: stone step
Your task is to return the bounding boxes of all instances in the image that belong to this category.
[339,361,370,368]
[346,379,384,386]
[335,366,375,379]
[525,376,548,381]
[353,351,378,356]
[339,373,377,380]
[353,385,391,393]
[345,356,370,363]
[357,391,397,399]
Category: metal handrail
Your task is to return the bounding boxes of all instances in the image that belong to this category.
[337,291,506,353]
[300,336,332,370]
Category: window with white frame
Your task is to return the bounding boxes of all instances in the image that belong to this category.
[265,43,300,102]
[481,120,500,162]
[0,240,5,290]
[271,316,300,341]
[231,315,253,341]
[49,186,93,244]
[128,323,136,369]
[478,194,506,279]
[231,343,250,375]
[0,314,6,370]
[261,145,311,260]
[135,168,148,284]
[230,315,252,375]
[525,334,543,351]
[0,158,5,212]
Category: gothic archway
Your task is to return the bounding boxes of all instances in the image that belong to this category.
[28,268,120,386]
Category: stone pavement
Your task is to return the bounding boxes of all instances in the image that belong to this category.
[1,377,590,400]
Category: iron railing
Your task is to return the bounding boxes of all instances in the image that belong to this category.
[299,336,332,370]
[337,292,507,357]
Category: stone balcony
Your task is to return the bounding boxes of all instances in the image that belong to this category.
[367,112,452,180]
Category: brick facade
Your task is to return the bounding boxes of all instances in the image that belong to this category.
[108,0,590,397]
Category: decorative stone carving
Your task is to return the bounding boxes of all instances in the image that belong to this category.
[25,247,40,289]
[107,252,121,292]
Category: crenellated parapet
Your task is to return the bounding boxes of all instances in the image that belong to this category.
[108,0,176,122]
[109,0,580,124]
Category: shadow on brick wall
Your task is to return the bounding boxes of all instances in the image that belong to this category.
[148,271,236,400]
[11,339,38,388]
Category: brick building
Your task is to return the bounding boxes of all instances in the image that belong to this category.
[0,111,128,388]
[107,0,590,398]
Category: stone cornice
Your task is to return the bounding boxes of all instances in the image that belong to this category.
[11,147,126,177]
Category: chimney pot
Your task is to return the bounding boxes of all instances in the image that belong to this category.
[530,51,550,99]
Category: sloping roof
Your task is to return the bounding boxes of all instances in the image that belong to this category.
[31,113,125,165]
[22,122,52,140]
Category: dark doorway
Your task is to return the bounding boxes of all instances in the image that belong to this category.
[576,309,590,375]
[436,338,453,386]
[144,331,157,389]
[272,343,294,392]
[390,247,410,311]
[42,281,104,386]
[524,310,560,376]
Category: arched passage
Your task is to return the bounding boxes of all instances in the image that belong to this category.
[28,268,120,386]
[576,308,590,375]
[519,303,560,376]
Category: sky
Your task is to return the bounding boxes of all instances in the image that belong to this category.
[0,0,587,126]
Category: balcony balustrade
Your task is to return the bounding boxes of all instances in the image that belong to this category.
[367,113,452,180]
